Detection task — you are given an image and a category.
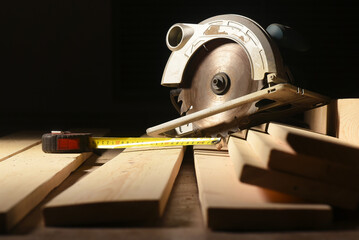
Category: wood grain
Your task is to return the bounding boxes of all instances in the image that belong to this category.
[228,136,359,209]
[194,145,332,230]
[43,146,185,226]
[247,127,359,189]
[0,131,43,162]
[267,122,359,168]
[0,129,108,232]
[304,105,328,134]
[334,99,359,146]
[0,145,93,232]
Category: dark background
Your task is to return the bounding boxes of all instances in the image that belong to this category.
[1,0,358,134]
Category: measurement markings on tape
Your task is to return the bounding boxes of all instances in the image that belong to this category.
[91,137,221,149]
[42,132,221,153]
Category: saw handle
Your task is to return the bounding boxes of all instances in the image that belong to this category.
[42,132,92,153]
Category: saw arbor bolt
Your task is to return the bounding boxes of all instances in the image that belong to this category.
[211,72,231,95]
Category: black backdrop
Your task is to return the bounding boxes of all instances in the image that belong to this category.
[1,0,358,134]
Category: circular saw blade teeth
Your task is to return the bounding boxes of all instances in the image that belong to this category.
[178,90,191,115]
[227,127,241,135]
[214,131,228,138]
[209,127,240,138]
[177,90,183,102]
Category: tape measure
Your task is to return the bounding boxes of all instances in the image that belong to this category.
[42,131,221,153]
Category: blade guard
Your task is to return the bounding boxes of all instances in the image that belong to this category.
[161,14,288,87]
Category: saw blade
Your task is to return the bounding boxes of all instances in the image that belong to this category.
[178,39,264,137]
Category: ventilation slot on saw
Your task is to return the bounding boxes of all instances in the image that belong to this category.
[255,99,292,112]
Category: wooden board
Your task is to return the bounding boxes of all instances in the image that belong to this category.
[304,104,328,135]
[43,146,185,226]
[0,145,93,233]
[228,136,359,209]
[246,128,359,189]
[329,99,359,146]
[267,122,359,168]
[194,145,332,230]
[0,129,107,233]
[0,131,43,162]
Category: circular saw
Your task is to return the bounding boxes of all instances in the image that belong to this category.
[147,14,329,137]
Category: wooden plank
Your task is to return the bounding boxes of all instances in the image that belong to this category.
[0,129,107,233]
[267,122,359,168]
[247,127,359,189]
[0,131,43,162]
[229,136,359,209]
[43,146,185,226]
[303,104,328,135]
[194,145,332,230]
[0,145,93,233]
[329,99,359,146]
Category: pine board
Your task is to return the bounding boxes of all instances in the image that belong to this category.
[267,122,359,168]
[194,146,332,230]
[333,99,359,146]
[0,145,93,232]
[247,127,359,189]
[0,131,43,162]
[228,136,359,209]
[304,105,328,134]
[0,129,108,232]
[43,146,185,226]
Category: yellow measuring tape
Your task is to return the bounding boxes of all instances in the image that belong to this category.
[90,137,221,149]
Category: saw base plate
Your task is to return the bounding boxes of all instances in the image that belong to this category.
[146,83,330,137]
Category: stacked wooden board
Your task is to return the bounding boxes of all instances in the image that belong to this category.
[229,128,359,209]
[334,99,359,144]
[195,105,359,230]
[219,121,359,228]
[194,145,333,230]
[304,99,359,143]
